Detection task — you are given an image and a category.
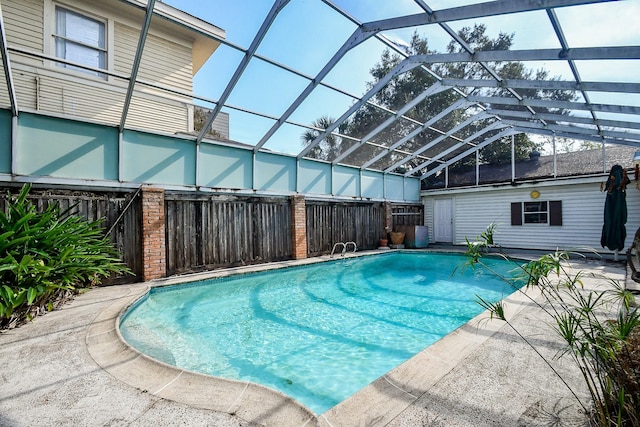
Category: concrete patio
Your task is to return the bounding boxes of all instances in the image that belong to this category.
[0,251,632,426]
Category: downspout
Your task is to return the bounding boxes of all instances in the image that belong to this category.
[35,76,40,110]
[553,133,557,178]
[511,134,515,182]
[445,165,449,188]
[475,149,479,186]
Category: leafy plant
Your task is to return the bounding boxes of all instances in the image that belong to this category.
[464,228,639,426]
[480,222,496,246]
[0,184,130,328]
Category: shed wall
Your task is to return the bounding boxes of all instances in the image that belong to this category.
[423,180,640,254]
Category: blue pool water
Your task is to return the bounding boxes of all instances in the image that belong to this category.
[120,252,520,414]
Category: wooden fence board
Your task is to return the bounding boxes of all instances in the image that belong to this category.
[305,201,385,256]
[392,204,424,226]
[164,193,292,275]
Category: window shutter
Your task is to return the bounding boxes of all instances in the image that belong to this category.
[549,201,562,226]
[511,202,522,226]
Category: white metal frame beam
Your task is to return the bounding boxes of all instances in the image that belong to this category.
[0,2,17,116]
[119,0,156,131]
[487,108,640,132]
[297,58,425,159]
[361,99,473,169]
[196,0,291,144]
[420,127,518,179]
[388,111,493,173]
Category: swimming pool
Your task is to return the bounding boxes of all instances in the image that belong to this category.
[120,252,520,414]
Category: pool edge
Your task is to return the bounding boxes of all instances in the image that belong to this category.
[87,249,535,427]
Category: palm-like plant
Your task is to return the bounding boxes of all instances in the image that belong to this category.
[301,115,348,161]
[0,184,131,328]
[464,230,639,426]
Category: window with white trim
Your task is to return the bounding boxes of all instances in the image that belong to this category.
[523,201,548,224]
[54,6,106,78]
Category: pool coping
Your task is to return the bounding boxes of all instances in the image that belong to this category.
[86,249,537,427]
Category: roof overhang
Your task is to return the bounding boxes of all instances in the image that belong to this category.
[119,0,226,75]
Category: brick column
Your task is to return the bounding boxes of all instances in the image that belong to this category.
[291,195,307,260]
[141,187,166,281]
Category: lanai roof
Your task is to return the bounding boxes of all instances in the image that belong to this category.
[1,0,638,184]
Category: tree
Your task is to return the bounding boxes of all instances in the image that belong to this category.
[300,115,349,161]
[194,106,223,140]
[302,25,576,172]
[538,135,601,155]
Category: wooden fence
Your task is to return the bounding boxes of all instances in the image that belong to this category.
[164,193,292,275]
[0,185,142,284]
[392,204,424,226]
[1,184,424,280]
[305,200,385,256]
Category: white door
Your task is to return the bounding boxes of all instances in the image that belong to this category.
[434,199,453,243]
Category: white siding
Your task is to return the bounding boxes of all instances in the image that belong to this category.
[423,180,640,254]
[2,0,195,133]
[114,22,193,93]
[3,0,44,53]
[211,111,230,139]
[10,66,189,132]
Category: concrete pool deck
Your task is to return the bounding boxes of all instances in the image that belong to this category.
[0,249,634,426]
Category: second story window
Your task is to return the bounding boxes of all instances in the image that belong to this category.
[54,7,106,79]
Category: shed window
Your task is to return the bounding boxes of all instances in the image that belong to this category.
[524,201,547,224]
[511,201,562,226]
[54,7,106,78]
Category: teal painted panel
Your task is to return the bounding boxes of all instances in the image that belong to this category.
[361,170,384,199]
[404,177,420,202]
[16,113,118,180]
[199,143,252,189]
[122,130,195,185]
[298,159,331,195]
[385,175,405,200]
[255,152,296,192]
[0,109,10,173]
[333,164,359,197]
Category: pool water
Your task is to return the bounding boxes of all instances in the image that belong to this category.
[120,252,520,414]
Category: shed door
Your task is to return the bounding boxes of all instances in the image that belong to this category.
[434,199,453,243]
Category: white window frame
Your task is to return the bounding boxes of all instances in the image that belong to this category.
[523,201,548,224]
[44,1,113,81]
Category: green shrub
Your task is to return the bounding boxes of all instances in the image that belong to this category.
[0,184,130,328]
[464,229,639,426]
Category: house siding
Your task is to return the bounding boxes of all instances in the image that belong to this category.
[3,0,44,55]
[114,22,193,93]
[211,111,230,139]
[423,179,640,254]
[1,0,207,134]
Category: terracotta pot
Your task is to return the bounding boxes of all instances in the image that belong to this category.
[389,231,405,245]
[379,238,388,247]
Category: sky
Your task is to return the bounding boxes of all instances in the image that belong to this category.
[162,0,640,155]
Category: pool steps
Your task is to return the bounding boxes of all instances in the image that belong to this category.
[329,241,357,257]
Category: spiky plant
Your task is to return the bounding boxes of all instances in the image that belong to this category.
[464,228,639,426]
[0,184,130,328]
